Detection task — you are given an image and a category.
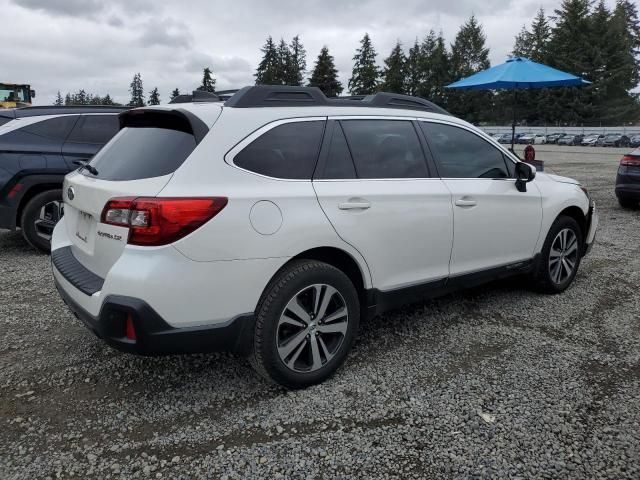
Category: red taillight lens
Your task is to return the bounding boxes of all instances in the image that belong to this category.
[125,313,137,341]
[620,155,640,166]
[7,183,24,199]
[101,197,228,246]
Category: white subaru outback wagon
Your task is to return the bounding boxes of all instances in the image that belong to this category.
[51,86,598,388]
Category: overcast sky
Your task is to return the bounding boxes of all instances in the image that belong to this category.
[3,0,619,105]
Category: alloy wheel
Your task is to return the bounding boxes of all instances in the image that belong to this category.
[34,200,64,241]
[276,284,349,373]
[548,228,579,285]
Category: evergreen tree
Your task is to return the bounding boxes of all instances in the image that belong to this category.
[614,0,640,88]
[348,33,380,94]
[547,0,596,123]
[64,93,72,106]
[512,26,532,58]
[529,8,551,62]
[286,35,306,86]
[276,38,291,85]
[170,88,180,100]
[405,39,423,96]
[102,94,114,105]
[381,41,407,93]
[595,1,640,122]
[54,91,63,106]
[448,16,491,122]
[308,46,343,97]
[128,73,145,107]
[197,67,216,92]
[255,36,281,85]
[149,87,161,105]
[417,32,451,107]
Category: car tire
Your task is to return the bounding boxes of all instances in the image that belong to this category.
[20,189,63,253]
[532,216,583,294]
[618,197,638,209]
[250,260,360,389]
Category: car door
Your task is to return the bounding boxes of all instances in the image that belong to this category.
[419,120,542,277]
[313,118,453,292]
[62,114,120,169]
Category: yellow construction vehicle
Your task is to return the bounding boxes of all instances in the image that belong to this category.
[1,83,35,108]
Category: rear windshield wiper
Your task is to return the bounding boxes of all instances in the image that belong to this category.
[73,160,99,176]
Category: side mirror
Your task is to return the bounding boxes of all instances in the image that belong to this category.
[515,162,536,192]
[30,90,36,98]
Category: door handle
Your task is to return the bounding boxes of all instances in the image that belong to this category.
[455,198,477,207]
[338,201,371,210]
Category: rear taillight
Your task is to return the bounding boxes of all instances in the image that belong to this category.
[101,197,228,246]
[621,155,640,166]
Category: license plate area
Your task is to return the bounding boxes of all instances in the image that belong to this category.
[75,211,92,244]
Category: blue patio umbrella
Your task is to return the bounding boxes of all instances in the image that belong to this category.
[446,57,591,151]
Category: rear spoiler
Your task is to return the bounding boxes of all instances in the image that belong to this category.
[118,108,209,144]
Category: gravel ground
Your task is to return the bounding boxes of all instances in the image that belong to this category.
[1,146,639,479]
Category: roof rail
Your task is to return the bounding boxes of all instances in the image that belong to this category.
[224,86,327,107]
[224,85,449,115]
[214,89,240,100]
[362,92,449,115]
[169,90,220,104]
[13,105,130,118]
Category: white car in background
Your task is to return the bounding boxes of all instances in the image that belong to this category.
[519,133,547,145]
[581,134,604,146]
[50,86,598,388]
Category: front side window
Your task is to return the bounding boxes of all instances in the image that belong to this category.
[420,122,511,179]
[234,121,325,179]
[68,115,120,144]
[340,120,428,179]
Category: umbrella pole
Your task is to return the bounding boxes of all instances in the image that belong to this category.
[511,87,517,152]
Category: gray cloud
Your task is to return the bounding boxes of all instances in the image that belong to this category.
[4,0,623,105]
[139,18,192,48]
[12,0,104,17]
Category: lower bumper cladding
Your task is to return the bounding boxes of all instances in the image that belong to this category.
[54,278,255,356]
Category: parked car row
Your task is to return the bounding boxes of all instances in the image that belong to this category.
[489,131,638,148]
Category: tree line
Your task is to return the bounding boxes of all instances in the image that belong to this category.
[55,0,639,125]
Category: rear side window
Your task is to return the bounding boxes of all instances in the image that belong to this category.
[67,115,120,144]
[22,115,78,140]
[234,121,325,179]
[340,120,428,179]
[420,122,511,179]
[86,127,196,181]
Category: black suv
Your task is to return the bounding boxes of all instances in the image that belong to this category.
[0,106,128,251]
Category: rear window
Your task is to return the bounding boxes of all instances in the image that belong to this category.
[85,127,196,181]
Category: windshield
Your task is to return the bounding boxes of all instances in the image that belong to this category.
[0,84,29,102]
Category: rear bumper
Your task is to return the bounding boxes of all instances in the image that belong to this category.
[615,182,640,200]
[54,275,255,356]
